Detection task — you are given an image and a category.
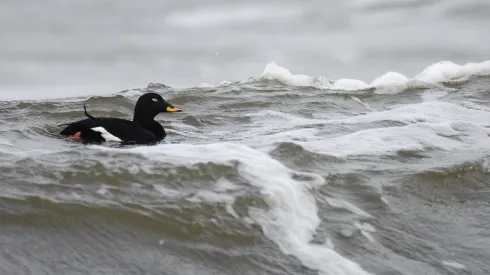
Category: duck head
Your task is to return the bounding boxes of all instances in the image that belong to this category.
[133,92,182,123]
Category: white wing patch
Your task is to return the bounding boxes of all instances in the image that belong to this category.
[91,127,122,142]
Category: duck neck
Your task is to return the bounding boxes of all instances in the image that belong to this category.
[147,121,166,141]
[133,112,152,125]
[133,115,166,141]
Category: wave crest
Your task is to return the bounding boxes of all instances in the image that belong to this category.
[259,60,490,95]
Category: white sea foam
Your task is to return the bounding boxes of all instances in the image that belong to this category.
[187,189,240,218]
[169,122,201,132]
[415,60,490,83]
[441,260,465,270]
[354,221,376,242]
[154,184,185,199]
[350,96,375,111]
[259,60,490,94]
[302,120,490,158]
[324,197,373,218]
[233,100,490,158]
[93,142,373,275]
[1,59,488,101]
[328,101,490,126]
[244,109,326,127]
[0,138,13,147]
[260,62,326,88]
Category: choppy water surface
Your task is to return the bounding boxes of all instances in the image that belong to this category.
[1,1,490,275]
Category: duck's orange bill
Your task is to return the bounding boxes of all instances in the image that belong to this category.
[166,106,182,112]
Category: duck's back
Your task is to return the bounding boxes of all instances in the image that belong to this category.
[60,117,156,143]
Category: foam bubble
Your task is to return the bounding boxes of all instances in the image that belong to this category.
[96,185,109,195]
[370,71,409,94]
[416,60,490,83]
[330,78,371,91]
[260,62,326,88]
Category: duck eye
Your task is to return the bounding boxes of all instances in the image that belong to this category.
[152,98,158,102]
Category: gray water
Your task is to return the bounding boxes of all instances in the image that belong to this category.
[1,1,490,275]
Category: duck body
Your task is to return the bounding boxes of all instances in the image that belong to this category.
[60,117,163,144]
[59,92,181,145]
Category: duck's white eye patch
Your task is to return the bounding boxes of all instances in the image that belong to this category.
[152,98,158,102]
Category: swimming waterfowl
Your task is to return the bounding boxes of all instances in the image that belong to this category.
[59,92,182,144]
